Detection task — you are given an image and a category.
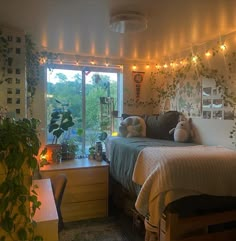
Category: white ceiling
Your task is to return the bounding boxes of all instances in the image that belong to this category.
[0,0,236,62]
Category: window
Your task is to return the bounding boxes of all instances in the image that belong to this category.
[46,65,122,155]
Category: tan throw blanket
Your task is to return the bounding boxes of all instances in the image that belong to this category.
[132,145,236,231]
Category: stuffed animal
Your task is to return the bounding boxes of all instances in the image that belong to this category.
[119,116,146,137]
[169,118,193,142]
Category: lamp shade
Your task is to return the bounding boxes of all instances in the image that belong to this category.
[109,12,148,33]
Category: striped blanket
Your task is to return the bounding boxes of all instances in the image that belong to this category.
[132,145,236,231]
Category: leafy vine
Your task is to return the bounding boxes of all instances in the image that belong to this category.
[0,30,9,84]
[125,44,236,111]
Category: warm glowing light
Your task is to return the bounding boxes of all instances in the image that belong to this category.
[91,60,95,65]
[112,132,118,136]
[205,51,211,57]
[192,56,198,63]
[132,65,137,70]
[105,62,109,67]
[146,64,150,69]
[220,43,226,51]
[163,64,168,68]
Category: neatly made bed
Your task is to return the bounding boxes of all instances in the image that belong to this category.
[106,111,236,241]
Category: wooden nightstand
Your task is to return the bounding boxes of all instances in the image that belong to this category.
[40,158,109,222]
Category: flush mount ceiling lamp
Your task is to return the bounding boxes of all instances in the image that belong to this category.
[109,12,148,33]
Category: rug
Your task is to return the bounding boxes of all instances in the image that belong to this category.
[59,216,130,241]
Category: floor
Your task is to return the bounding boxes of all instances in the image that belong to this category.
[109,197,145,241]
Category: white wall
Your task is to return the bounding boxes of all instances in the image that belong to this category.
[192,118,235,149]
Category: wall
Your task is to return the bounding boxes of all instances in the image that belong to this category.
[123,33,236,149]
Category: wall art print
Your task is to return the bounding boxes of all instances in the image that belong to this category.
[171,77,202,118]
[132,71,145,101]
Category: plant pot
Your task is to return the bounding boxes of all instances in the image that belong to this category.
[45,144,62,163]
[61,143,76,161]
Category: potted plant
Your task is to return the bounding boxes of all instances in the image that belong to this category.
[46,99,75,162]
[61,127,84,160]
[88,131,107,160]
[0,116,42,241]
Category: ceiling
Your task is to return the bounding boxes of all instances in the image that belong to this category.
[0,0,236,63]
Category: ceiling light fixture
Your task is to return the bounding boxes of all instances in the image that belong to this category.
[109,12,148,33]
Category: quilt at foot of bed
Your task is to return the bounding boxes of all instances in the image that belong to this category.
[145,230,158,241]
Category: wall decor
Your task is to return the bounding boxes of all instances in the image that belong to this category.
[0,27,26,118]
[132,71,145,101]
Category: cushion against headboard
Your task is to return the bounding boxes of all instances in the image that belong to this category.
[121,111,181,140]
[154,111,181,140]
[145,115,159,138]
[145,111,181,140]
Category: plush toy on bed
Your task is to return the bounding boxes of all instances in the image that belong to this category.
[169,118,193,142]
[119,116,146,138]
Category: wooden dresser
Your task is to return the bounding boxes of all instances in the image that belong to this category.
[40,158,109,222]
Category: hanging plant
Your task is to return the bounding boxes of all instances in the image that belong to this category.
[0,29,9,84]
[25,35,41,99]
[0,117,43,241]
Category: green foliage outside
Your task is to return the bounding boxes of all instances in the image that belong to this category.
[47,70,118,153]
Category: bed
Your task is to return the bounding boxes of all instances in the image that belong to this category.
[106,111,236,241]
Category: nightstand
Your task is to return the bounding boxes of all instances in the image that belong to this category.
[40,158,109,222]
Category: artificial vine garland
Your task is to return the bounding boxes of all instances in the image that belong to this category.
[125,44,236,110]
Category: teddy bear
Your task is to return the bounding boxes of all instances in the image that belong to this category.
[169,118,193,142]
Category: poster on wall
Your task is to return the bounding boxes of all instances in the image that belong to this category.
[173,76,202,117]
[202,78,235,120]
[132,71,145,101]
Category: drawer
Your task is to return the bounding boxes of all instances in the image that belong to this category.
[62,199,108,222]
[63,183,108,203]
[41,166,108,185]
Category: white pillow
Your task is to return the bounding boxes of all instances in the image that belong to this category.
[119,116,146,137]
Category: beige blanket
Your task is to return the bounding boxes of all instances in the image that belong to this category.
[132,145,236,231]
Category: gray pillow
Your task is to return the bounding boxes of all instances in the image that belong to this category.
[145,115,160,138]
[155,111,181,140]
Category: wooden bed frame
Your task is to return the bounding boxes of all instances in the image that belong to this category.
[159,209,236,241]
[110,176,236,241]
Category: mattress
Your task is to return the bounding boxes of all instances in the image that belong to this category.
[106,136,196,195]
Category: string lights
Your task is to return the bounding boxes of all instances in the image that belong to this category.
[39,33,232,71]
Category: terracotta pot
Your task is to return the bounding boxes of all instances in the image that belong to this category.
[45,144,62,163]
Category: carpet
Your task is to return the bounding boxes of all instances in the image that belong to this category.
[59,216,131,241]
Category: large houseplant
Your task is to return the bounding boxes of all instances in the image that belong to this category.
[47,99,75,162]
[0,116,42,241]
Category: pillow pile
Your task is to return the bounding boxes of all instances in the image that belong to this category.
[119,116,146,137]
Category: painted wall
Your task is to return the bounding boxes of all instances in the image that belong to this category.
[122,34,236,149]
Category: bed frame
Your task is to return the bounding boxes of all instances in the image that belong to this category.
[159,209,236,241]
[110,176,236,241]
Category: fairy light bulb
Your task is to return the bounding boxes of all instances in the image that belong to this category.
[192,56,198,63]
[205,51,211,57]
[132,64,137,70]
[220,43,226,51]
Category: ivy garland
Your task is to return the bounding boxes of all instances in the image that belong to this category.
[0,30,9,84]
[125,44,236,109]
[25,35,41,99]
